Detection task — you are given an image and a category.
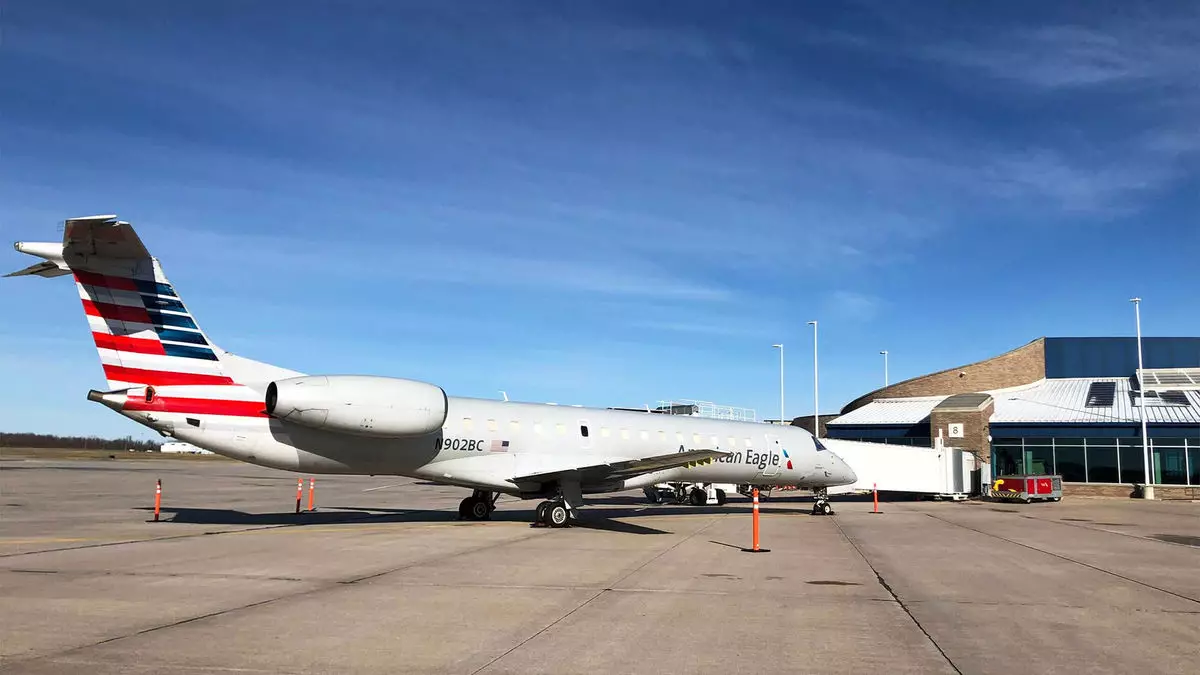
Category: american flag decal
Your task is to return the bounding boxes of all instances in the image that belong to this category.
[489,440,510,452]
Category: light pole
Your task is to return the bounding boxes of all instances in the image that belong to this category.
[880,350,889,387]
[807,321,819,437]
[1131,298,1152,499]
[772,344,785,425]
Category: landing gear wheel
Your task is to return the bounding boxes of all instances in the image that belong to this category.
[468,497,492,521]
[458,497,474,520]
[674,489,689,505]
[644,488,662,505]
[535,501,551,524]
[689,488,707,506]
[543,502,570,528]
[820,501,833,516]
[715,489,727,506]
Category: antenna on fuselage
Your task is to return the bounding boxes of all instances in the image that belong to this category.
[499,390,509,402]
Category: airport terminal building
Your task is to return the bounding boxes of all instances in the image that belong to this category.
[823,337,1200,497]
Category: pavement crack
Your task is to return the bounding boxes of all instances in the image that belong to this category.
[832,516,964,675]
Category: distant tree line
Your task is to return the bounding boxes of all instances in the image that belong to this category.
[0,432,161,452]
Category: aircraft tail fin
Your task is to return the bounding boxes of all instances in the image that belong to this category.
[9,215,299,392]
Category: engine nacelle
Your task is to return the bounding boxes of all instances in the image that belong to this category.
[265,375,448,438]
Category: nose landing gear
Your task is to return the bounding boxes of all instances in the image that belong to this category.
[811,488,835,516]
[458,490,498,521]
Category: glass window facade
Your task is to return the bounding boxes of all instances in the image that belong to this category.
[990,436,1200,485]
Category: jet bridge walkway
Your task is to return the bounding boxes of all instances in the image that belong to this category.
[821,438,980,499]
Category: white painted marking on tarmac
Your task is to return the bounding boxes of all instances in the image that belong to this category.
[362,483,404,492]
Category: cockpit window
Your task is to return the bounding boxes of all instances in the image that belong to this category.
[814,438,827,451]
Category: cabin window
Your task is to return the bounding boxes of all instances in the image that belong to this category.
[620,429,630,440]
[601,427,611,438]
[581,425,589,437]
[692,433,702,445]
[533,423,543,435]
[640,430,648,441]
[487,419,498,432]
[710,435,719,447]
[676,432,684,443]
[463,418,474,432]
[509,421,520,434]
[728,436,737,447]
[744,438,752,448]
[556,423,566,436]
[658,431,667,442]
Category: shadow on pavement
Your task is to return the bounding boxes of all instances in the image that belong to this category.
[135,504,678,534]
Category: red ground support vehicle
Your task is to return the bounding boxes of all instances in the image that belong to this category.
[991,474,1062,503]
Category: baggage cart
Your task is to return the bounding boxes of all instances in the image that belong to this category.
[991,474,1062,503]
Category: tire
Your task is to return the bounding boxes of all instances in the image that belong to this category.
[715,489,727,506]
[535,502,550,523]
[820,502,833,516]
[546,504,569,528]
[644,488,662,505]
[458,498,472,520]
[469,498,491,520]
[689,489,707,506]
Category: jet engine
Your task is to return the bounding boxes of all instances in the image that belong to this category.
[264,375,448,438]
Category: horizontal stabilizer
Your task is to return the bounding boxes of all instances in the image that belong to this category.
[5,259,71,278]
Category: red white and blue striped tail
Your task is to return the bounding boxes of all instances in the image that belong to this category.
[10,216,241,391]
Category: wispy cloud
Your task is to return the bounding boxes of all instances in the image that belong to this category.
[824,291,881,323]
[923,22,1199,91]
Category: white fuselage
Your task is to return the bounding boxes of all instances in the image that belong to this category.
[119,388,854,498]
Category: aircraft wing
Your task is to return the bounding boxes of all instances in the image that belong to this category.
[512,448,728,486]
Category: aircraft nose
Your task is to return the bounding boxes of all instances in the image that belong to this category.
[831,453,857,485]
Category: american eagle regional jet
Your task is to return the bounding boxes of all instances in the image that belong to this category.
[8,216,856,527]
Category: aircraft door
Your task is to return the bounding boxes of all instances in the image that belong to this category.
[761,434,782,477]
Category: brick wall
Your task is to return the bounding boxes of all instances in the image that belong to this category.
[931,399,994,463]
[1062,483,1138,498]
[789,414,840,437]
[841,338,1046,414]
[1061,484,1200,499]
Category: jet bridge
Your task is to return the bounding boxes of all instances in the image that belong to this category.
[822,438,980,499]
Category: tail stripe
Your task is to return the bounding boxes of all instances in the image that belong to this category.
[156,328,209,345]
[74,270,177,298]
[146,309,198,330]
[162,344,219,361]
[123,396,266,417]
[82,298,153,324]
[103,364,234,387]
[93,332,166,356]
[82,299,200,331]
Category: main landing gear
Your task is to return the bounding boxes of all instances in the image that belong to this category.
[533,481,583,528]
[811,488,834,516]
[458,490,498,521]
[534,500,571,528]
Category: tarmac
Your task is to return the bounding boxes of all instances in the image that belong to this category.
[1,456,1198,675]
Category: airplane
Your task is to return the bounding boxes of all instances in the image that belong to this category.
[7,215,857,527]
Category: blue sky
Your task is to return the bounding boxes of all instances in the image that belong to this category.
[2,1,1198,439]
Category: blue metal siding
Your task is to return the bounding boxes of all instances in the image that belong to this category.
[1044,337,1200,378]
